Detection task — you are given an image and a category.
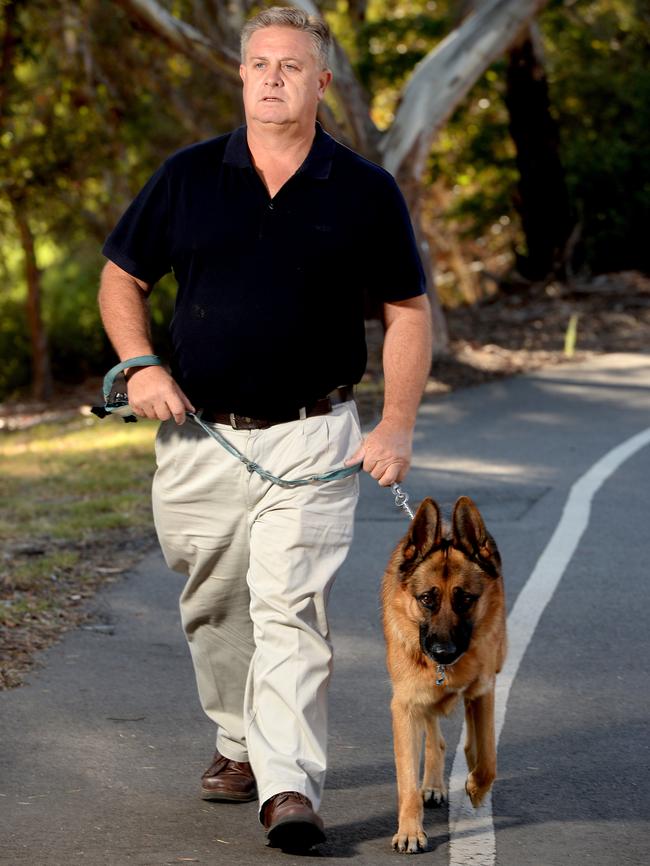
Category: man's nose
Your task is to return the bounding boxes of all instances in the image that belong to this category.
[264,65,283,86]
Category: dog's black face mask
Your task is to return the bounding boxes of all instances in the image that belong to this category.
[419,619,473,666]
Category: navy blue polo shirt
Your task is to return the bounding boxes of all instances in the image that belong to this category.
[103,122,426,417]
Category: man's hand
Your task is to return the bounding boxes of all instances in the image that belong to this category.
[345,417,413,487]
[127,365,195,425]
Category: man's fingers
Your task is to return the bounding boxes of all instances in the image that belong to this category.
[345,442,366,466]
[370,459,407,487]
[127,366,195,425]
[171,389,195,424]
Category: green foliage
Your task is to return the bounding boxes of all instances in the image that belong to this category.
[0,0,240,400]
[540,0,650,272]
[353,0,650,275]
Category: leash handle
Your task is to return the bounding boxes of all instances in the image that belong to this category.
[102,354,162,401]
[92,355,163,421]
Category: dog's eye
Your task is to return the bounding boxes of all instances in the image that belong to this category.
[418,590,439,609]
[452,588,477,611]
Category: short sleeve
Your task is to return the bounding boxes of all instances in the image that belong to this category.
[102,163,171,285]
[367,175,426,303]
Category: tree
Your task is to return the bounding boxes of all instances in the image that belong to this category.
[0,0,241,399]
[1,0,53,401]
[112,0,552,353]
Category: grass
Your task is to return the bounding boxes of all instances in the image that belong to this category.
[0,413,159,687]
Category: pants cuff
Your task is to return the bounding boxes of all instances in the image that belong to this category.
[216,735,249,764]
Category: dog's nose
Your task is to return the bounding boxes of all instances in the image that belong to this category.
[431,641,457,658]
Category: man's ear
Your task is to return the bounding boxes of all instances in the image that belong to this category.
[400,498,441,573]
[317,69,333,99]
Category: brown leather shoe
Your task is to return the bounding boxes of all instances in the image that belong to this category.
[262,791,326,852]
[200,750,257,802]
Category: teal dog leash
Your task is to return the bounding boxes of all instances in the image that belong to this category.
[92,355,362,488]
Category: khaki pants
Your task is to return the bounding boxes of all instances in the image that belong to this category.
[151,402,362,810]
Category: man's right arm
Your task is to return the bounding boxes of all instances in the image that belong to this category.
[98,261,194,424]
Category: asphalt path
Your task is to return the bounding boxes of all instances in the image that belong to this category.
[1,352,649,866]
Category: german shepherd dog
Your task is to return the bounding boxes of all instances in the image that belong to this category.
[382,496,506,853]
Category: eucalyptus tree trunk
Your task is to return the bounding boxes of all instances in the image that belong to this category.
[114,0,551,354]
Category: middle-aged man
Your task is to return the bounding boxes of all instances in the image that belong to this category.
[98,5,432,854]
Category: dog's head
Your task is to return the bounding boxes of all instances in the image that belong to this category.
[395,496,502,667]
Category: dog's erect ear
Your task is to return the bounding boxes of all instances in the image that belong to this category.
[452,496,501,577]
[401,498,442,571]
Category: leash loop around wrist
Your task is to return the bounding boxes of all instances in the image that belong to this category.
[91,354,162,421]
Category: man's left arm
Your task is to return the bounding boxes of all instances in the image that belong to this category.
[346,294,433,486]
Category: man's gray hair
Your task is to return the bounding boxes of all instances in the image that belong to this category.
[240,6,332,70]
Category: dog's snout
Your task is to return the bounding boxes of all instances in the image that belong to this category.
[421,632,462,665]
[428,640,459,665]
[431,640,457,657]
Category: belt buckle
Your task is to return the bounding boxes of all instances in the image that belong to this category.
[230,412,247,429]
[230,413,261,430]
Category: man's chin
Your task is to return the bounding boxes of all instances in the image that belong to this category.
[250,115,294,128]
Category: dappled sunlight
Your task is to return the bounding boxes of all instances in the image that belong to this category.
[412,455,540,479]
[0,418,158,459]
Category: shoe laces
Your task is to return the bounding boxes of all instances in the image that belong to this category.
[272,792,311,808]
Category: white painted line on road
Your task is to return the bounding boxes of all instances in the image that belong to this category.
[447,426,650,866]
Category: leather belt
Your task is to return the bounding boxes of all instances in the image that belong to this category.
[199,385,355,430]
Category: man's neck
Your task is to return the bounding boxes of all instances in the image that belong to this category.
[246,120,316,172]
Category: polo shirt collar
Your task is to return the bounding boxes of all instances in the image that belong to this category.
[223,121,335,179]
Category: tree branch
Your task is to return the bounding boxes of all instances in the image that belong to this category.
[381,0,549,181]
[114,0,241,84]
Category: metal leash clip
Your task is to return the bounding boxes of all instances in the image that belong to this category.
[391,483,415,520]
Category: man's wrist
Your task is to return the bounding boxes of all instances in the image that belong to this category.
[381,410,417,430]
[123,354,162,380]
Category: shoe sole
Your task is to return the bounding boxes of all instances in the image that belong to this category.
[201,788,257,802]
[267,818,326,852]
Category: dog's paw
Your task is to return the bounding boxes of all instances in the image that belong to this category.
[422,785,447,807]
[465,771,493,808]
[392,826,428,854]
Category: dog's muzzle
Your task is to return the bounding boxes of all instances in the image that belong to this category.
[425,641,463,666]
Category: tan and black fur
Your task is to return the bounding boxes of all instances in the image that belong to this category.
[382,496,506,853]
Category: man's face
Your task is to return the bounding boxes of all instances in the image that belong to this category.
[239,26,332,129]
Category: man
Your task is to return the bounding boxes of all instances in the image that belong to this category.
[98,5,432,854]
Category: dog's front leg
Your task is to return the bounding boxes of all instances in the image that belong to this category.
[464,686,496,808]
[421,713,447,806]
[391,698,428,853]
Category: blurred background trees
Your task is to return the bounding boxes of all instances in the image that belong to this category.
[1,0,648,401]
